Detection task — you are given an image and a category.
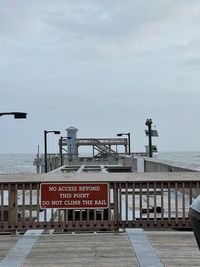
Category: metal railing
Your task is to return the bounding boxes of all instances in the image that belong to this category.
[0,179,197,232]
[76,138,127,146]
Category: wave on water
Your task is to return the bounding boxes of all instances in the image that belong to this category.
[156,151,200,169]
[0,151,200,174]
[0,153,36,174]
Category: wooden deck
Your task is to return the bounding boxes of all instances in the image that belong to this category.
[0,235,20,262]
[146,231,200,266]
[0,230,199,267]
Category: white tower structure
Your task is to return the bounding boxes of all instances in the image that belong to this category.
[66,127,78,158]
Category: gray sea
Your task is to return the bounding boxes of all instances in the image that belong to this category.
[156,151,200,171]
[0,151,200,174]
[0,153,36,174]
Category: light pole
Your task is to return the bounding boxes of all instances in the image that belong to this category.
[44,130,60,173]
[0,112,27,119]
[66,137,72,164]
[0,112,27,233]
[145,119,153,157]
[117,132,131,155]
[145,119,158,157]
[59,136,71,166]
[59,136,64,166]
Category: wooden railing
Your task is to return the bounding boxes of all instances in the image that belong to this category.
[0,176,198,232]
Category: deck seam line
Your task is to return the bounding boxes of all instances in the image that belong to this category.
[126,228,164,267]
[0,208,54,267]
[0,230,43,267]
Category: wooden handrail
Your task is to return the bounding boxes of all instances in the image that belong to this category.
[0,177,198,232]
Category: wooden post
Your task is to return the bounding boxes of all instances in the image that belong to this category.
[113,183,119,233]
[9,184,18,235]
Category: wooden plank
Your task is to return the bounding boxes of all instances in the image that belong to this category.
[0,230,43,267]
[0,231,199,267]
[22,233,139,267]
[0,236,20,262]
[146,231,200,267]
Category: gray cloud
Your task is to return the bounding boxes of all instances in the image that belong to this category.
[183,57,200,68]
[0,0,200,153]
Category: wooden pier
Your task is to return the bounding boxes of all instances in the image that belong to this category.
[1,163,200,266]
[0,230,199,267]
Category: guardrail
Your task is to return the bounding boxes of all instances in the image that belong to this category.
[76,138,127,146]
[0,177,197,232]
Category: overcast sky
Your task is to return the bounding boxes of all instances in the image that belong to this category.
[0,0,200,154]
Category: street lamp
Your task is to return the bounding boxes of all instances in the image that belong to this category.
[0,112,27,119]
[59,136,64,166]
[117,132,131,155]
[59,136,71,166]
[145,119,153,157]
[0,112,27,231]
[44,130,60,173]
[145,119,158,158]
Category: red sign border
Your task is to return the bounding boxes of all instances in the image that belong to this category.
[40,182,110,209]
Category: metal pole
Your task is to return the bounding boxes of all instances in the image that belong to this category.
[59,137,63,166]
[128,133,131,155]
[148,121,153,157]
[117,132,131,155]
[44,130,60,172]
[36,145,40,173]
[69,144,72,165]
[44,130,48,173]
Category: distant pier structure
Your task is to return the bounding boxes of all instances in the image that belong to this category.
[35,126,148,173]
[61,126,130,159]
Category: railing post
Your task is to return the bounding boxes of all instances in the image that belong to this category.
[113,183,119,232]
[9,184,18,235]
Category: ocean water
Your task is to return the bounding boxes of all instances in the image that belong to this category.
[0,153,36,174]
[0,152,200,174]
[156,151,200,166]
